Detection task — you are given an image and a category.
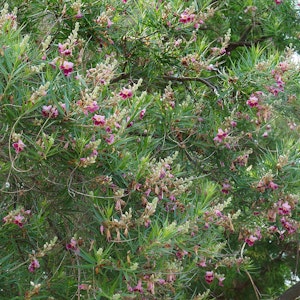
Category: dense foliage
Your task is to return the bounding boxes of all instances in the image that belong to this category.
[0,0,299,299]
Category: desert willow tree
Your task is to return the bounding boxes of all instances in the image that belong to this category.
[0,0,299,299]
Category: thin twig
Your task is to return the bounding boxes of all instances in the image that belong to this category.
[162,75,219,96]
[245,270,261,300]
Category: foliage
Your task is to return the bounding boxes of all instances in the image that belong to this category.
[0,0,299,299]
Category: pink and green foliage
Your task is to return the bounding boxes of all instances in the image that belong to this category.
[0,0,299,299]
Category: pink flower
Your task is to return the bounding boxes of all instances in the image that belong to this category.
[119,88,133,99]
[278,201,291,215]
[213,128,228,143]
[139,109,146,119]
[268,225,278,233]
[245,235,258,246]
[106,134,114,145]
[221,183,231,194]
[79,284,90,290]
[246,95,259,107]
[133,279,143,293]
[13,214,25,228]
[28,258,40,272]
[92,114,106,126]
[262,131,268,138]
[179,12,195,23]
[107,17,113,28]
[205,271,214,284]
[197,259,207,267]
[215,209,223,217]
[255,229,262,240]
[66,238,79,254]
[147,280,155,294]
[75,10,83,19]
[218,277,225,287]
[278,61,289,72]
[60,61,74,77]
[281,217,297,234]
[42,105,59,118]
[230,120,237,127]
[12,139,26,153]
[58,43,72,56]
[269,181,278,190]
[126,116,134,128]
[274,0,283,4]
[85,101,99,114]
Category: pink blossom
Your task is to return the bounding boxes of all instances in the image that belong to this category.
[213,128,228,143]
[42,105,59,118]
[78,284,90,290]
[194,20,204,28]
[245,235,258,246]
[179,12,195,23]
[220,48,227,55]
[126,116,134,128]
[139,109,146,119]
[60,103,67,112]
[12,139,26,153]
[215,209,223,217]
[174,39,182,47]
[246,95,259,107]
[268,225,278,233]
[268,86,282,96]
[58,43,72,56]
[157,278,166,285]
[107,18,113,28]
[75,10,83,19]
[105,126,112,133]
[100,224,105,235]
[145,189,151,197]
[221,183,231,194]
[92,114,106,126]
[275,75,284,88]
[119,88,133,99]
[218,277,225,287]
[274,0,283,4]
[166,272,176,282]
[60,61,74,77]
[281,217,297,234]
[279,62,289,72]
[230,120,237,127]
[28,258,40,272]
[205,271,214,284]
[197,259,206,267]
[66,238,79,254]
[133,279,143,293]
[278,201,291,215]
[255,229,262,240]
[85,101,99,114]
[269,181,278,190]
[262,131,268,138]
[13,214,25,228]
[147,280,155,294]
[106,134,114,145]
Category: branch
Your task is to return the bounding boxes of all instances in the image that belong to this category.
[110,73,130,84]
[162,75,219,95]
[277,281,300,300]
[225,36,272,53]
